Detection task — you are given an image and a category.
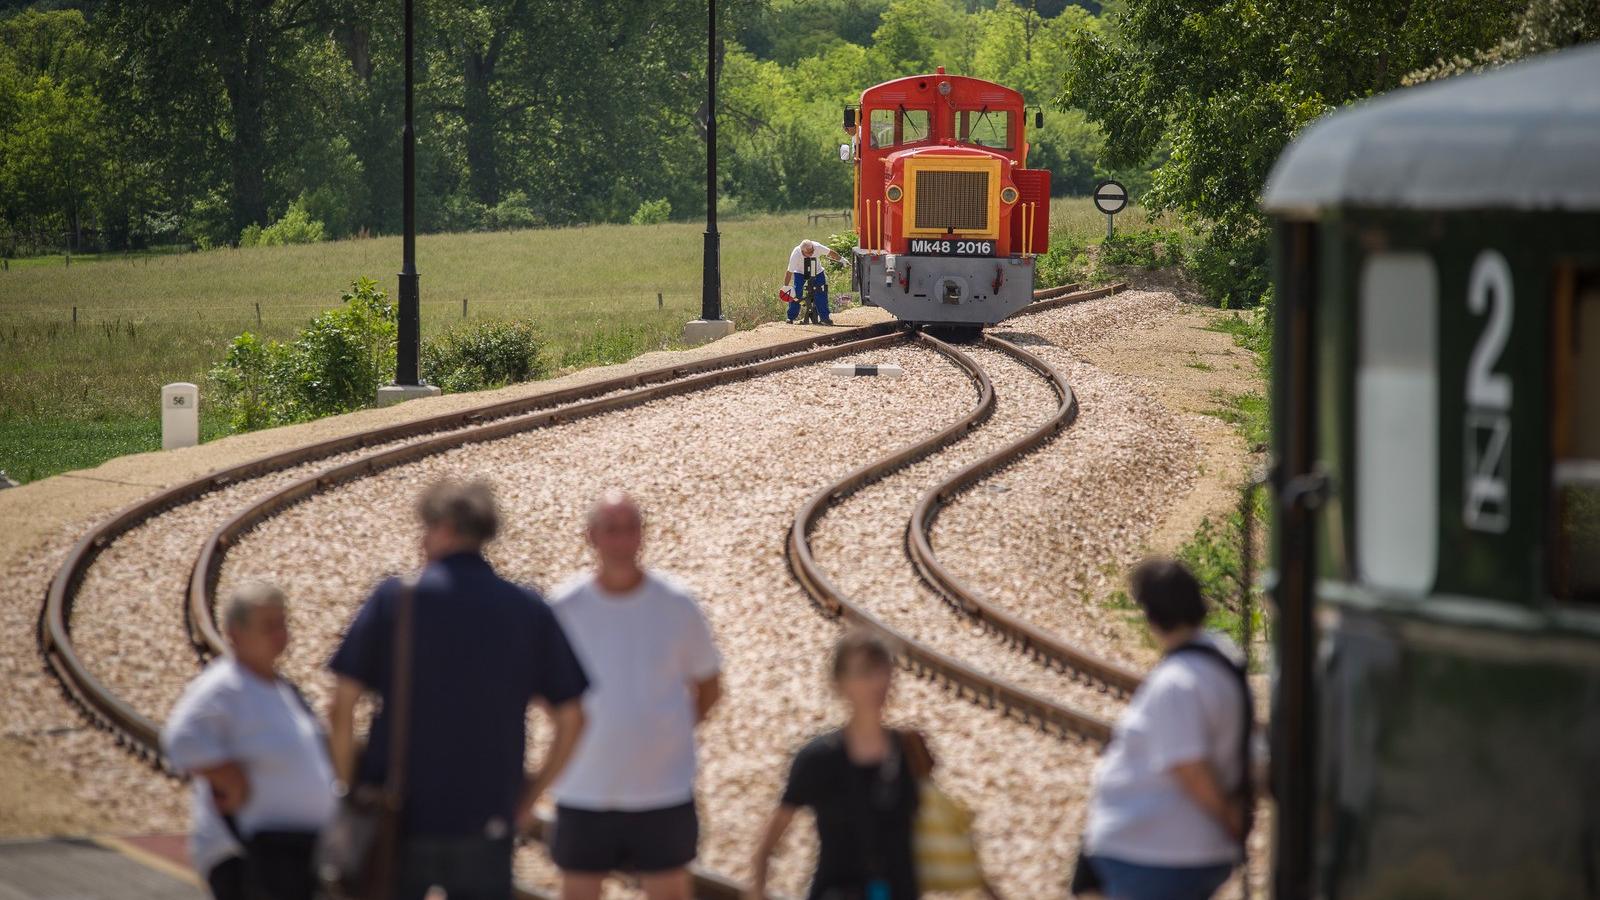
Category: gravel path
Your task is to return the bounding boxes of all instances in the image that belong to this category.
[3,291,1253,896]
[214,343,1080,897]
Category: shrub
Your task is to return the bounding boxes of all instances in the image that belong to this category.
[485,191,541,231]
[1189,219,1271,309]
[1035,232,1090,288]
[629,198,672,226]
[1100,228,1186,270]
[239,197,326,247]
[210,331,299,430]
[210,277,395,430]
[422,319,545,393]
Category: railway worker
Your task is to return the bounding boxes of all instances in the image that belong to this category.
[785,238,845,325]
[162,581,335,900]
[548,490,724,900]
[1073,558,1253,900]
[327,479,589,900]
[748,630,930,900]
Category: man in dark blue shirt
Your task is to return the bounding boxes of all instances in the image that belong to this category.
[328,479,588,900]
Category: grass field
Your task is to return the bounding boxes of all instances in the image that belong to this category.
[0,199,1168,483]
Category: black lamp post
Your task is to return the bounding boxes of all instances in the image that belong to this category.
[396,0,421,385]
[700,0,722,322]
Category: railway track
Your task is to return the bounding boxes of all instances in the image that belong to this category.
[38,281,1129,898]
[787,326,1137,747]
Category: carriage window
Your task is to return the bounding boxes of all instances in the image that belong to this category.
[959,109,1011,150]
[1551,268,1600,604]
[1356,253,1438,595]
[869,107,931,148]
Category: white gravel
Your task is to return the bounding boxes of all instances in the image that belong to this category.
[3,292,1260,897]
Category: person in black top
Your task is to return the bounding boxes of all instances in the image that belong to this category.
[748,631,927,900]
[327,479,590,900]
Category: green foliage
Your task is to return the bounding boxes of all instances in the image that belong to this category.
[629,199,673,226]
[1179,510,1267,658]
[209,277,395,430]
[421,319,545,393]
[1058,0,1562,307]
[1099,227,1185,270]
[485,191,542,231]
[238,197,326,248]
[1035,231,1091,288]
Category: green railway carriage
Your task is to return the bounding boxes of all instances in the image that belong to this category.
[1261,45,1600,898]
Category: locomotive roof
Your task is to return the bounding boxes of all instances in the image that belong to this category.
[861,73,1023,103]
[1262,43,1600,216]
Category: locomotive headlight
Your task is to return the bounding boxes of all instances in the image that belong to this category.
[1000,186,1019,204]
[886,184,903,202]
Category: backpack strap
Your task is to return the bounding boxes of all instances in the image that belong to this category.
[1166,641,1255,846]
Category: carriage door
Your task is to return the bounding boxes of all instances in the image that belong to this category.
[1551,267,1600,604]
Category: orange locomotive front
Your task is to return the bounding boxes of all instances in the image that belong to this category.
[845,67,1050,325]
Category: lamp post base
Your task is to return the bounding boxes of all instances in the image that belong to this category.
[683,318,735,345]
[376,382,441,407]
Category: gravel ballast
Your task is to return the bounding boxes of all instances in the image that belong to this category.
[1,291,1261,897]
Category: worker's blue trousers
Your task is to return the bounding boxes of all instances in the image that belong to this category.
[787,272,830,322]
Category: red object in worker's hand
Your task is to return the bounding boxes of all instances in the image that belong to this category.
[779,289,794,304]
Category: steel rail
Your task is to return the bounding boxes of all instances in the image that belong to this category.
[39,322,902,771]
[906,336,1143,697]
[178,333,908,900]
[37,278,1117,893]
[1015,281,1128,316]
[40,326,904,899]
[786,332,1116,745]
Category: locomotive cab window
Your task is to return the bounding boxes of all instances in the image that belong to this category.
[1551,267,1600,605]
[868,107,931,148]
[958,109,1011,150]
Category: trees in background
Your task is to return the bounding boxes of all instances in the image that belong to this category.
[13,0,1574,262]
[1062,0,1595,306]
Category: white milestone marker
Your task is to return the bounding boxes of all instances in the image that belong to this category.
[162,382,199,449]
[829,363,905,379]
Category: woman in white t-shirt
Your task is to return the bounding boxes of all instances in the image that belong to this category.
[1076,559,1253,900]
[162,582,336,900]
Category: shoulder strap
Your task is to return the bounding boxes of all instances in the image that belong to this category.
[384,578,417,812]
[1167,641,1255,840]
[898,728,935,781]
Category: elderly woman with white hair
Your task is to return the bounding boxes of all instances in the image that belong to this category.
[162,581,335,900]
[783,238,845,325]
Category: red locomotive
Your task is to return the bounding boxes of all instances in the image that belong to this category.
[844,68,1050,325]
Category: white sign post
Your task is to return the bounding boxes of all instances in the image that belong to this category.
[162,382,199,449]
[1094,179,1129,239]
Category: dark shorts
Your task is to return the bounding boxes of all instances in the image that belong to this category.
[550,801,698,874]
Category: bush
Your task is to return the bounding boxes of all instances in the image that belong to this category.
[210,277,395,430]
[422,319,545,393]
[1035,232,1091,288]
[629,198,672,226]
[239,197,326,247]
[1100,228,1186,270]
[485,191,541,231]
[1189,219,1271,309]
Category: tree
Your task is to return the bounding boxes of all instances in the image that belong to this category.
[1061,0,1530,306]
[97,0,337,241]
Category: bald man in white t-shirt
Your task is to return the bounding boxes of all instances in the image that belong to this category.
[783,239,844,324]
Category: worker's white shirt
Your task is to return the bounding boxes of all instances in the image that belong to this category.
[162,657,336,874]
[787,241,837,276]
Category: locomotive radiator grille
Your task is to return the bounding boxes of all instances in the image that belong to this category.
[913,170,990,231]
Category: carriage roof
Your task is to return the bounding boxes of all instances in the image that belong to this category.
[1262,43,1600,217]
